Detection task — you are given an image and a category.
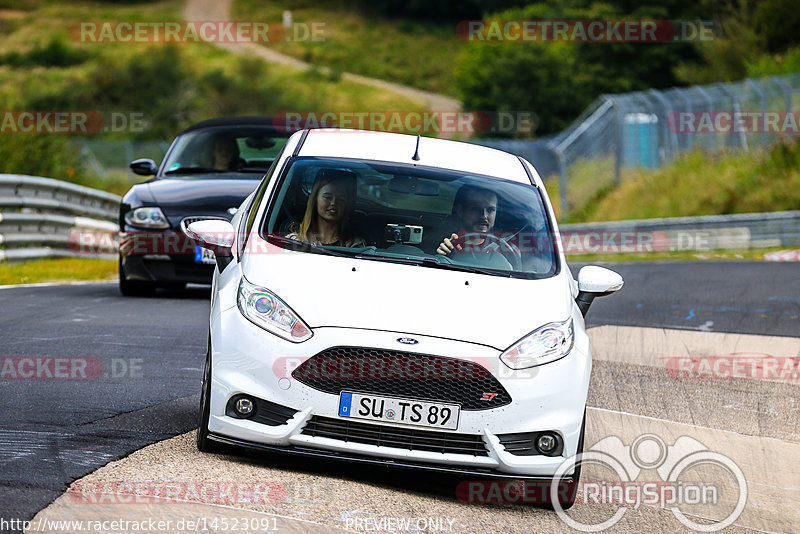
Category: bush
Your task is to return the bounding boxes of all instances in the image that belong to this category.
[0,133,85,180]
[0,39,88,67]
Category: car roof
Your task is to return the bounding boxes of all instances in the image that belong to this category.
[297,129,532,184]
[181,116,290,135]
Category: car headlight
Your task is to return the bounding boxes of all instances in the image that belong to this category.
[500,318,574,370]
[237,276,312,342]
[124,207,170,229]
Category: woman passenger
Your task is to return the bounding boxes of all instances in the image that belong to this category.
[288,169,366,247]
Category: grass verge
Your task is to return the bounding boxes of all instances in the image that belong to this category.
[566,247,788,264]
[547,139,800,223]
[232,0,461,96]
[0,258,117,285]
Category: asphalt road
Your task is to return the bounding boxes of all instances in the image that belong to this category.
[1,261,798,532]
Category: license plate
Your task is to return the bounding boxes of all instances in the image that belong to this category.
[338,391,460,430]
[194,246,216,264]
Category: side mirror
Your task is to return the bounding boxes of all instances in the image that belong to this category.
[130,158,158,176]
[185,219,235,271]
[575,266,623,317]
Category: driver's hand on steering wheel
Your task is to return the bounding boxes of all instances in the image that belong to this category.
[436,233,463,255]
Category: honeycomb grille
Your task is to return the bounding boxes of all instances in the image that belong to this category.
[292,347,510,410]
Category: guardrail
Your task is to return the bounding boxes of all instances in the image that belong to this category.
[0,174,119,262]
[560,210,800,254]
[1,174,798,262]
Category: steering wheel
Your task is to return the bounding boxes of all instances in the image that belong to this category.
[451,232,522,271]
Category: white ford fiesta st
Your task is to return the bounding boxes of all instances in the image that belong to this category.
[187,129,623,507]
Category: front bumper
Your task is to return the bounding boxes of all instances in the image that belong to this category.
[120,229,213,284]
[208,309,591,478]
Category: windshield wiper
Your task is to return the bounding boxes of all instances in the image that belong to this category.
[164,166,226,175]
[266,235,353,257]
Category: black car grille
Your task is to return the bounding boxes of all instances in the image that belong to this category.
[301,416,489,456]
[291,347,511,410]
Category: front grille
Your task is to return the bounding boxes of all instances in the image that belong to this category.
[179,216,228,234]
[291,347,511,410]
[301,416,489,456]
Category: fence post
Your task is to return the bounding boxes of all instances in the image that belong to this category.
[772,76,793,112]
[746,79,767,147]
[649,89,678,164]
[608,97,622,186]
[717,82,748,152]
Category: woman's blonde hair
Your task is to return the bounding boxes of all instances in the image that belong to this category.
[292,169,359,245]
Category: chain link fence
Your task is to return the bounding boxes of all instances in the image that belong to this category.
[477,73,800,220]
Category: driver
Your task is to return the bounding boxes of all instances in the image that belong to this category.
[436,185,498,256]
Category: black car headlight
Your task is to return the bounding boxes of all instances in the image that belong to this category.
[124,207,170,229]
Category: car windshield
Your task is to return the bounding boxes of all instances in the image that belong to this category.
[161,126,289,178]
[262,157,558,278]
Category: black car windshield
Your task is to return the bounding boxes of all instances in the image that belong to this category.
[161,126,288,178]
[262,157,558,278]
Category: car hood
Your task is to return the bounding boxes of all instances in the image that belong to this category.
[241,242,573,351]
[140,177,261,224]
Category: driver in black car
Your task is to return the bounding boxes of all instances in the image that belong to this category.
[436,184,498,256]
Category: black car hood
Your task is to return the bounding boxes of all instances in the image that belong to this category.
[143,176,262,226]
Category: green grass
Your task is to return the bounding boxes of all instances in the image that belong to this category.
[0,0,426,193]
[0,258,117,285]
[566,247,787,264]
[232,0,462,96]
[544,139,800,223]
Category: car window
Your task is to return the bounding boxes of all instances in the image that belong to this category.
[238,146,288,257]
[260,157,558,279]
[161,126,289,177]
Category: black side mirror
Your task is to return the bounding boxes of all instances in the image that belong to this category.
[130,158,158,176]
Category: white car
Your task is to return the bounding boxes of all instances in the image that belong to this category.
[187,129,622,507]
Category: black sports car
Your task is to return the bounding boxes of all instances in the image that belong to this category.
[118,116,295,296]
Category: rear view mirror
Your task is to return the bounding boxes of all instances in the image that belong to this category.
[245,136,276,150]
[388,176,440,196]
[130,158,158,176]
[575,266,623,316]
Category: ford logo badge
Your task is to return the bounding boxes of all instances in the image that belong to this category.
[397,337,419,345]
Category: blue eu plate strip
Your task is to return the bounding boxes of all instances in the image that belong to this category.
[338,392,352,417]
[194,246,203,262]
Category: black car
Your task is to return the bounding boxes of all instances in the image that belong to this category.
[118,117,296,296]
